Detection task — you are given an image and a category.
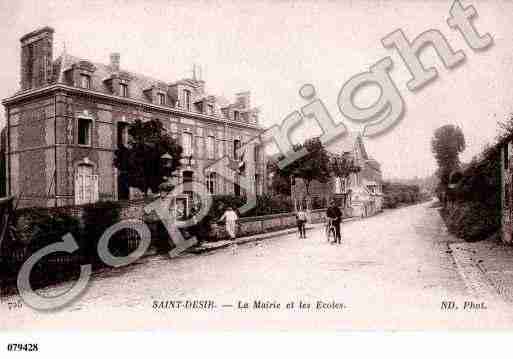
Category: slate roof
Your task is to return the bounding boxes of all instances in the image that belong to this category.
[53,52,185,103]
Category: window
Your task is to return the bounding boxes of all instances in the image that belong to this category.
[207,172,217,194]
[183,171,194,195]
[158,93,166,105]
[117,122,129,148]
[334,177,342,194]
[118,171,129,200]
[505,143,509,170]
[234,110,240,122]
[80,74,91,89]
[254,174,260,195]
[182,132,193,157]
[196,137,203,158]
[206,136,215,159]
[78,118,92,145]
[183,89,191,111]
[207,104,214,115]
[183,171,193,183]
[120,83,128,97]
[234,175,241,196]
[254,144,260,162]
[233,139,241,159]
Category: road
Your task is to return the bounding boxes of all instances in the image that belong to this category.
[3,201,513,330]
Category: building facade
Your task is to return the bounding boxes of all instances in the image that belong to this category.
[291,132,383,216]
[2,27,265,208]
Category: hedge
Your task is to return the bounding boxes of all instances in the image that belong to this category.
[440,145,501,241]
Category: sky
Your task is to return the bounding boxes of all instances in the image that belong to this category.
[0,0,512,179]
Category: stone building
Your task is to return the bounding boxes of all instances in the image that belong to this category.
[292,132,383,216]
[2,27,265,208]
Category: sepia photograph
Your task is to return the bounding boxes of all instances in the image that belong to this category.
[1,0,513,351]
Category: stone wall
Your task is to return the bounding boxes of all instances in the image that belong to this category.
[15,198,329,242]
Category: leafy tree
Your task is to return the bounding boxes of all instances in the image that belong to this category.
[431,125,465,201]
[114,119,183,196]
[266,159,291,196]
[330,152,361,186]
[280,137,331,196]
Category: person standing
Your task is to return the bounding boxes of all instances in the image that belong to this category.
[219,206,239,240]
[296,206,308,239]
[326,200,342,244]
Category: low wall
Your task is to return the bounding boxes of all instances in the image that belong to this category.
[14,199,330,241]
[210,209,327,240]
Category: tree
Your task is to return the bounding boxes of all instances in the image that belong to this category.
[280,137,331,196]
[330,151,361,187]
[431,125,465,202]
[266,160,291,196]
[114,119,183,196]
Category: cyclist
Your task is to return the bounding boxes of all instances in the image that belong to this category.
[326,199,342,244]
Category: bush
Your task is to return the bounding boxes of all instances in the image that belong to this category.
[82,201,121,261]
[191,194,294,242]
[3,208,82,291]
[209,194,293,218]
[441,201,499,241]
[440,144,501,241]
[245,194,293,216]
[15,207,81,252]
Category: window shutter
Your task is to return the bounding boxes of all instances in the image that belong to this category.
[75,173,82,205]
[92,175,99,202]
[218,140,223,159]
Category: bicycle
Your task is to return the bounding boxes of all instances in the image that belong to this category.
[325,218,337,243]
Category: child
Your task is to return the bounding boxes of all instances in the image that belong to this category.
[296,206,307,239]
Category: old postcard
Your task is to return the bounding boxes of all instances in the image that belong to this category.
[1,0,513,343]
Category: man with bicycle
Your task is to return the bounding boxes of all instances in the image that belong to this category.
[326,199,342,244]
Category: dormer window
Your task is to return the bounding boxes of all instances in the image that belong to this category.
[184,90,191,111]
[120,83,129,97]
[80,74,91,89]
[207,104,214,115]
[234,110,240,122]
[158,93,166,105]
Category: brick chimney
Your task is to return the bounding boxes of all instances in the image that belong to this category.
[20,26,54,90]
[110,53,120,71]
